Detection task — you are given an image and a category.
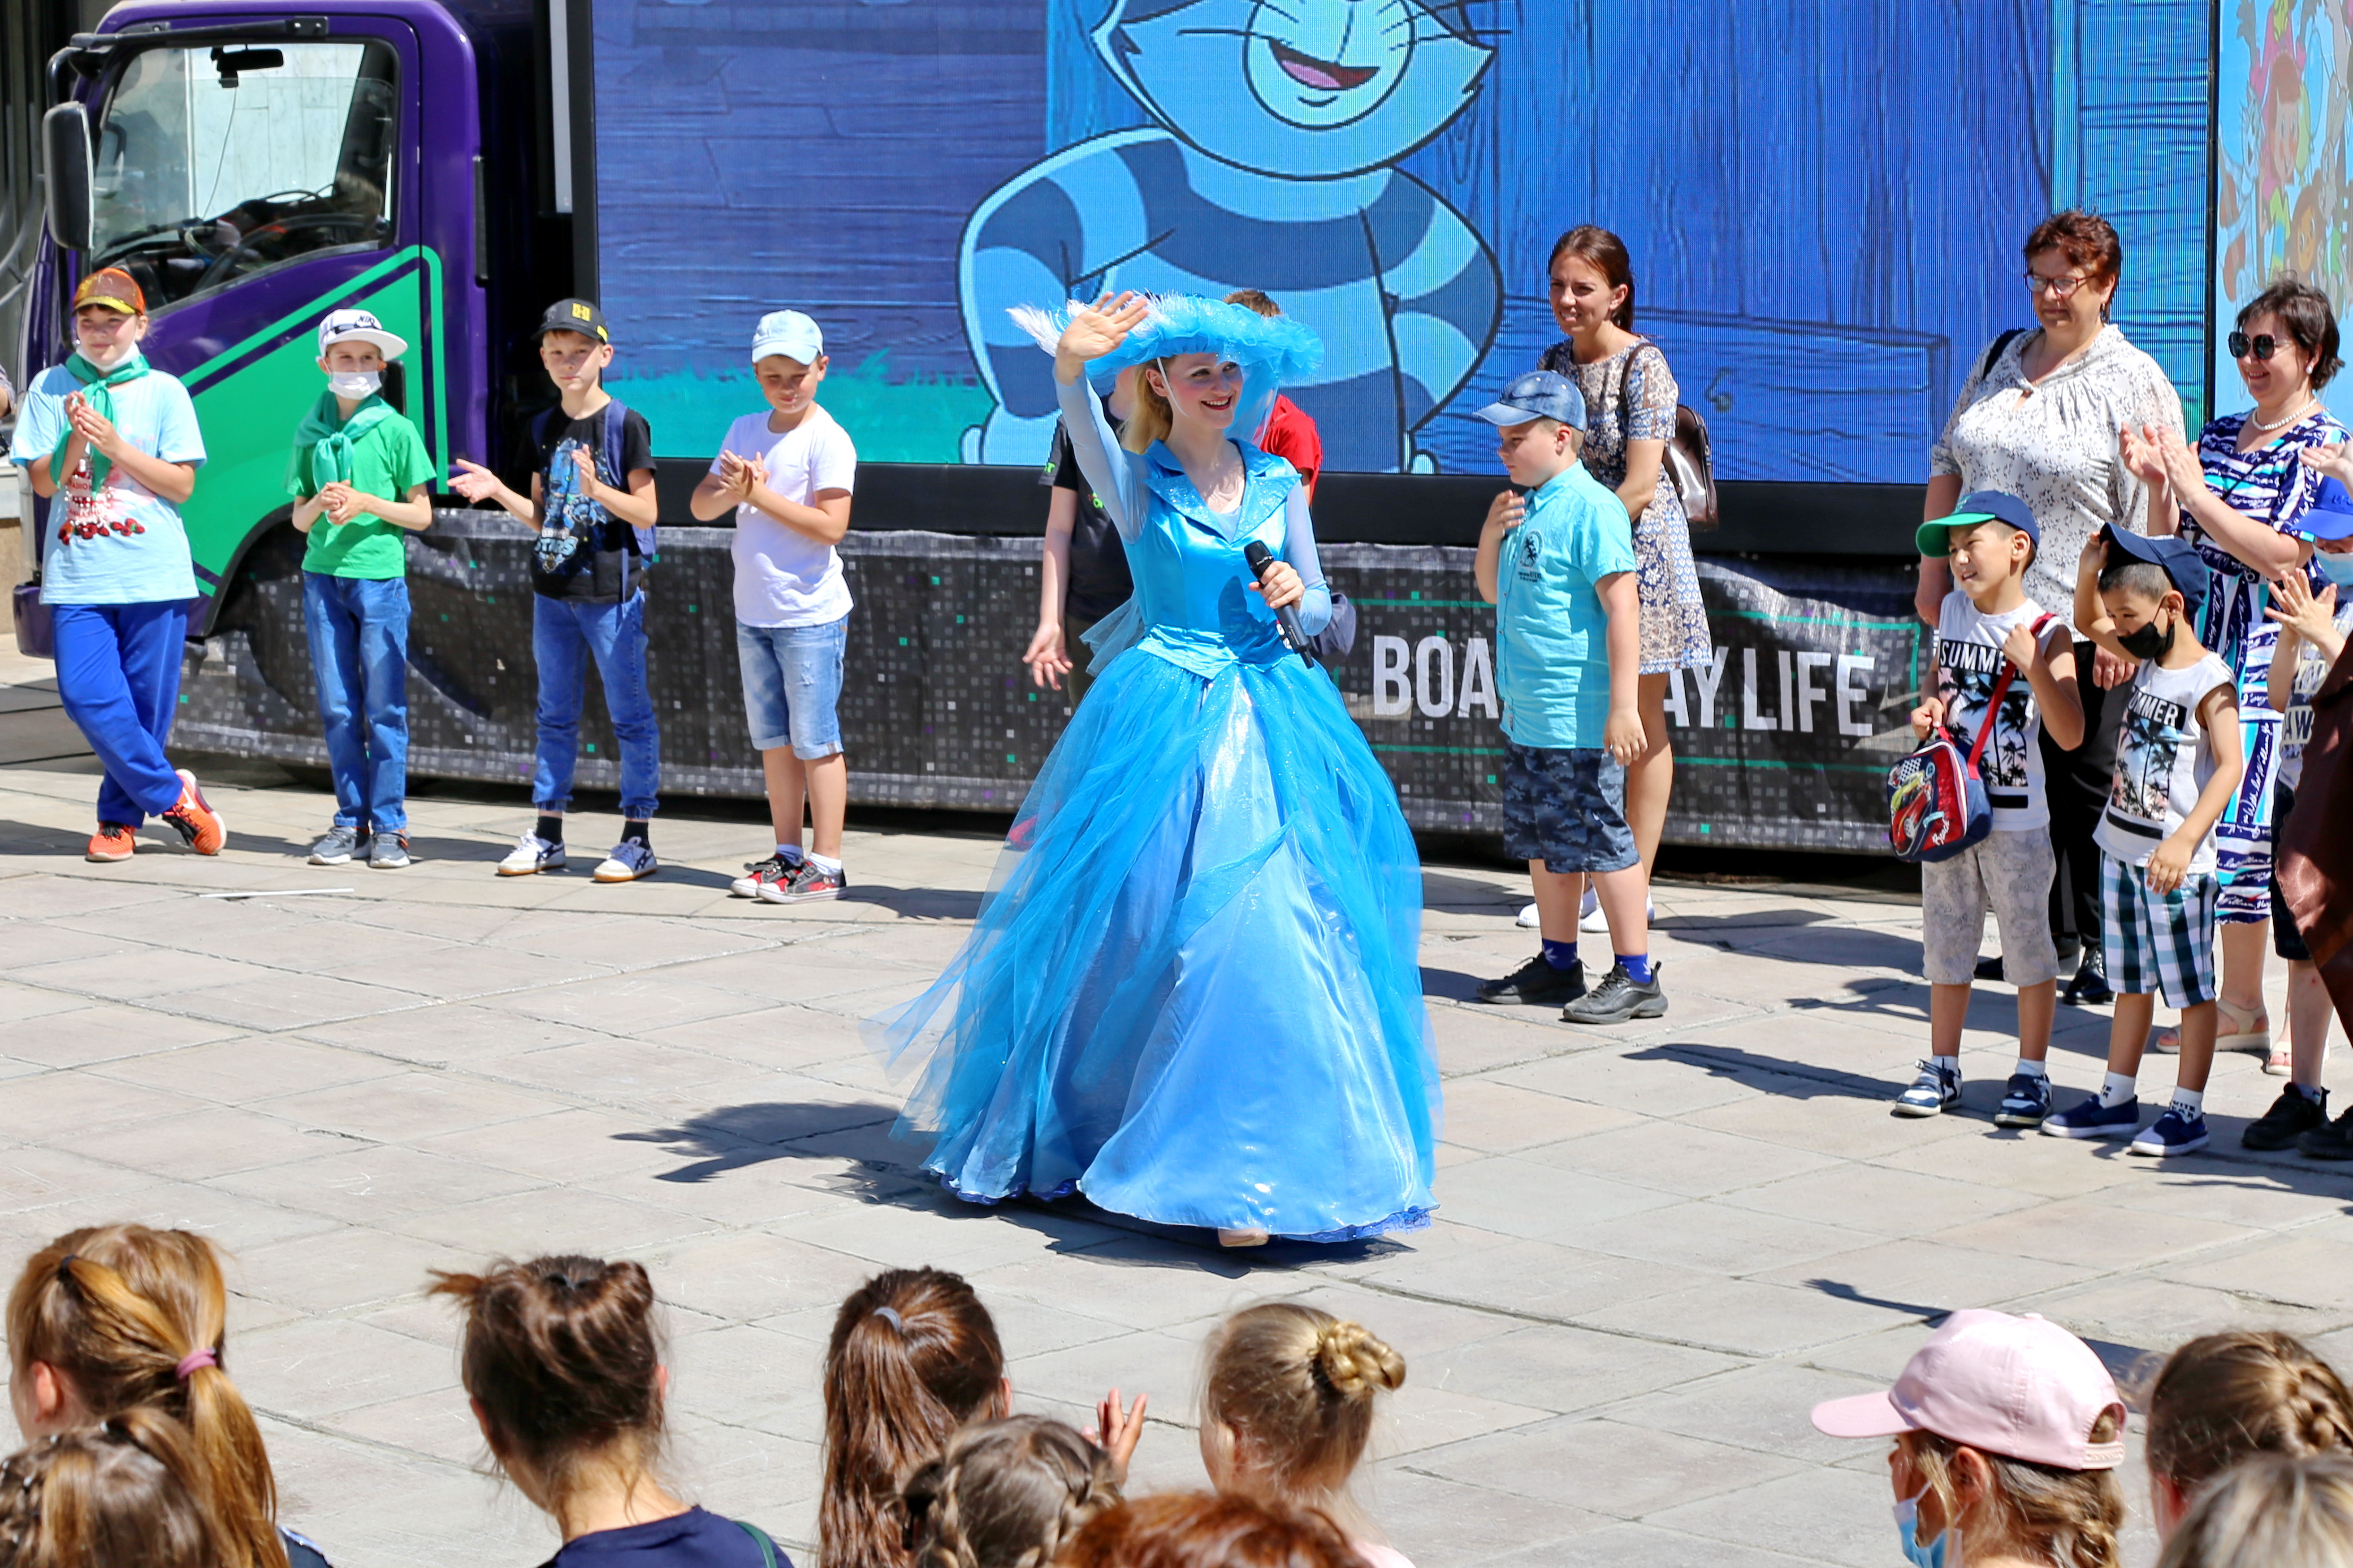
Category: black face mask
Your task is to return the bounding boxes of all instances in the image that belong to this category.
[2116,617,2175,661]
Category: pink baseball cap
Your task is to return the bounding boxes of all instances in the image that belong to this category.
[1810,1310,2127,1471]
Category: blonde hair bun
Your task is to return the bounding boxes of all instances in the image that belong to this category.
[1312,1320,1405,1399]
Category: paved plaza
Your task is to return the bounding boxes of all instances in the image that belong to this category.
[1,646,2348,1568]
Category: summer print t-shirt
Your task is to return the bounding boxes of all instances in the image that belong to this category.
[1934,592,2054,831]
[9,361,205,605]
[715,404,857,629]
[2279,599,2353,792]
[2095,651,2235,872]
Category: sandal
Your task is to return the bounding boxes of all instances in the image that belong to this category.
[2148,997,2269,1056]
[2266,1041,2294,1076]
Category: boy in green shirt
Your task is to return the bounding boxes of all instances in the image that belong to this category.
[289,308,434,868]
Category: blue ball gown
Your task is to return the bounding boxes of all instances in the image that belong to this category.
[867,375,1439,1241]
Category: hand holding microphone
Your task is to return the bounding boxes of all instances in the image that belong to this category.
[1242,540,1313,664]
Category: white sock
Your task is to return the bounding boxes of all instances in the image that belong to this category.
[808,852,842,876]
[2099,1072,2139,1108]
[1932,1055,1959,1073]
[777,843,804,863]
[2014,1058,2047,1079]
[2169,1086,2206,1118]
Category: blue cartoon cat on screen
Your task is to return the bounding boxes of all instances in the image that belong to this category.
[957,0,1502,474]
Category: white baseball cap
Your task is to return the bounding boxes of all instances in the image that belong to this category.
[318,307,408,361]
[751,310,824,366]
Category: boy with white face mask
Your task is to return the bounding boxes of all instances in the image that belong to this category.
[9,267,224,863]
[288,308,435,869]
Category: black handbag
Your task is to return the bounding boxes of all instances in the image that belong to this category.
[11,580,51,659]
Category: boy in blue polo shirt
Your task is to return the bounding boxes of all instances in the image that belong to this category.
[1468,371,1658,1024]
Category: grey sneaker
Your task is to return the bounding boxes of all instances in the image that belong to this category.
[368,831,411,869]
[1561,964,1667,1025]
[308,825,362,866]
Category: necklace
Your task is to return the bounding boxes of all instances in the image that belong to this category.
[2249,397,2316,433]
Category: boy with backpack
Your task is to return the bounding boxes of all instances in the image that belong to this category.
[2043,527,2242,1155]
[690,310,859,904]
[1894,490,2083,1126]
[450,298,663,883]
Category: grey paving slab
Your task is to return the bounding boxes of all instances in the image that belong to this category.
[3,695,2351,1568]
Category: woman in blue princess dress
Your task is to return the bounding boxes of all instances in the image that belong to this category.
[869,292,1438,1247]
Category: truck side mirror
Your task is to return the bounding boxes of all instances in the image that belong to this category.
[42,103,93,252]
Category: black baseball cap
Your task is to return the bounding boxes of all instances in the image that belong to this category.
[1917,490,2039,555]
[534,298,611,345]
[2100,524,2209,614]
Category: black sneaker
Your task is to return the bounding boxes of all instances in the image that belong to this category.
[1475,953,1586,1007]
[2061,948,2112,1007]
[1562,963,1668,1025]
[1994,1072,2053,1128]
[2244,1085,2329,1151]
[1974,954,2005,982]
[2298,1103,2353,1160]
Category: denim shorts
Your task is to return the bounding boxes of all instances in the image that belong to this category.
[1501,743,1638,874]
[737,614,846,758]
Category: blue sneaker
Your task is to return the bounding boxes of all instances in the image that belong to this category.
[2041,1093,2139,1140]
[1892,1060,1960,1117]
[2130,1104,2210,1157]
[1995,1072,2053,1129]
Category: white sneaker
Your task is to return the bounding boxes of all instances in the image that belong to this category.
[592,839,659,883]
[1583,892,1656,933]
[1516,901,1540,929]
[497,832,565,876]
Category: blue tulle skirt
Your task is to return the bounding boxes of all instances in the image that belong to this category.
[867,644,1439,1241]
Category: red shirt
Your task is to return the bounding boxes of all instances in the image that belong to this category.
[1256,395,1322,500]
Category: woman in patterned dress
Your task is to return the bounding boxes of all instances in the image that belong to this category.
[2123,278,2347,1074]
[1536,227,1712,898]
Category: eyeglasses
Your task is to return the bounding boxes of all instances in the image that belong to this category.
[2228,331,2283,362]
[2024,272,2091,298]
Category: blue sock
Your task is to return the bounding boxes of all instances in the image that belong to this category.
[1619,954,1654,985]
[1542,939,1579,971]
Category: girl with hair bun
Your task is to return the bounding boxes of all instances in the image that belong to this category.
[0,1407,219,1568]
[429,1254,787,1567]
[1198,1304,1411,1568]
[898,1414,1122,1568]
[2143,1329,2353,1541]
[6,1225,331,1568]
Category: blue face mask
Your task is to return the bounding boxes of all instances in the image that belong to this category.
[2314,551,2353,590]
[1894,1485,1956,1568]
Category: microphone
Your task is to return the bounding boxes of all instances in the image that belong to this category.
[1242,539,1314,664]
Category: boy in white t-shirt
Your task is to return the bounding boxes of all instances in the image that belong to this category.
[2245,487,2353,1155]
[1896,491,2083,1127]
[2045,526,2242,1155]
[689,310,858,904]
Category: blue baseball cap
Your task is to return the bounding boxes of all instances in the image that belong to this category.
[2301,478,2353,542]
[1474,370,1586,431]
[1917,490,2039,555]
[751,309,824,366]
[2100,525,2209,614]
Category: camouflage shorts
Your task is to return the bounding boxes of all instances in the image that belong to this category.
[1502,744,1638,874]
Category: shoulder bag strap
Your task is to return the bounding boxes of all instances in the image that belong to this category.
[1976,327,2027,386]
[737,1521,779,1568]
[1965,614,2055,770]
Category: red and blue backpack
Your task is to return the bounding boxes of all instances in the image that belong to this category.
[1885,617,2049,863]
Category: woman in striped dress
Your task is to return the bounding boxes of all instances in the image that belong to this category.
[2125,279,2347,1075]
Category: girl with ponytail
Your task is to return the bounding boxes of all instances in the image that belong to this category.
[0,1407,219,1568]
[430,1254,786,1566]
[1197,1304,1412,1568]
[898,1415,1122,1568]
[2144,1330,2353,1541]
[6,1225,330,1568]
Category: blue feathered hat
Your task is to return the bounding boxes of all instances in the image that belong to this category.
[1008,294,1324,417]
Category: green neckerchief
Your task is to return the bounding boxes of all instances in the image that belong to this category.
[288,388,397,496]
[54,350,151,490]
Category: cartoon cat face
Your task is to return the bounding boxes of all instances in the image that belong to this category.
[1093,0,1493,179]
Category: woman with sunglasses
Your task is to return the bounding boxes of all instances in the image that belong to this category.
[1924,211,2186,1010]
[2120,280,2347,1104]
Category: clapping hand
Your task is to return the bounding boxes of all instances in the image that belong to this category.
[317,482,360,525]
[2265,568,2339,643]
[1085,1387,1149,1486]
[65,393,124,460]
[2300,442,2353,489]
[716,452,757,506]
[2118,422,2167,488]
[569,444,599,492]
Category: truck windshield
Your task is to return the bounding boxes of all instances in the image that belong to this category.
[89,40,397,310]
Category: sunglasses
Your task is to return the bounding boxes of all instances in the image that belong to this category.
[2229,331,2287,362]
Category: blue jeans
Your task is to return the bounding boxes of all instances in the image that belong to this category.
[53,600,188,825]
[736,615,847,757]
[302,572,410,833]
[531,590,660,818]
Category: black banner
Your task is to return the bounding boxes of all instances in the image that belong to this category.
[178,513,1924,852]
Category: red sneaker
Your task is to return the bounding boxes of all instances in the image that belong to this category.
[85,822,136,863]
[160,770,227,855]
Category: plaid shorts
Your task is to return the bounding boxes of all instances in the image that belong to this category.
[2099,851,2220,1009]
